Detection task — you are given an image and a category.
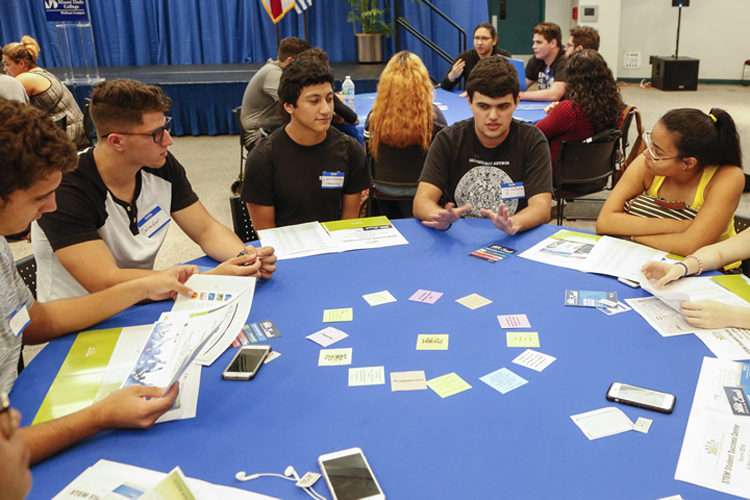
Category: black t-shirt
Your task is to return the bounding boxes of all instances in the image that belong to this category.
[440,47,512,91]
[525,50,568,89]
[419,118,552,218]
[242,127,371,228]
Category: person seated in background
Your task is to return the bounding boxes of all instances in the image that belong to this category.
[520,22,567,102]
[296,47,359,126]
[364,51,447,218]
[2,36,86,146]
[0,99,196,465]
[0,74,28,103]
[535,50,624,169]
[32,79,277,302]
[240,37,311,149]
[242,60,371,230]
[564,26,600,57]
[596,108,744,263]
[413,56,552,235]
[440,23,511,92]
[642,229,750,329]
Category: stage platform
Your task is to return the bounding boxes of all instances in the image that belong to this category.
[52,62,386,136]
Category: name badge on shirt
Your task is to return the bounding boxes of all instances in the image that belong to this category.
[501,182,525,200]
[138,205,171,238]
[9,302,30,338]
[320,172,345,189]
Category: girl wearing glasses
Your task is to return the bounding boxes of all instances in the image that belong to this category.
[596,107,744,267]
[2,36,86,147]
[440,23,511,92]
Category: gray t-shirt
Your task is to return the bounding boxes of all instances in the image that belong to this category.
[0,237,33,393]
[240,59,284,148]
[0,74,28,104]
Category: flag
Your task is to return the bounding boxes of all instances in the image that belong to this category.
[294,0,312,14]
[261,0,297,24]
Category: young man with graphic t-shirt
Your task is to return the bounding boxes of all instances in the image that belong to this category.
[32,79,277,301]
[414,57,552,235]
[241,60,371,230]
[520,22,568,102]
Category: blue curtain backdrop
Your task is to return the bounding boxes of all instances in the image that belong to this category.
[0,0,487,79]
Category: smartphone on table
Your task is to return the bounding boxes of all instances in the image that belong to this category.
[606,382,676,414]
[318,447,385,500]
[222,345,271,380]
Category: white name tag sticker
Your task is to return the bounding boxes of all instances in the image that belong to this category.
[138,205,171,238]
[9,303,30,338]
[501,182,525,200]
[320,171,345,189]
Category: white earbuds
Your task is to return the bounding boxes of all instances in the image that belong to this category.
[235,471,258,481]
[285,465,301,481]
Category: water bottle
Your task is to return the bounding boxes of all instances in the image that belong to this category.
[342,76,355,111]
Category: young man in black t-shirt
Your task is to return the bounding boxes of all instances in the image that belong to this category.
[242,60,371,230]
[521,22,568,102]
[414,57,552,235]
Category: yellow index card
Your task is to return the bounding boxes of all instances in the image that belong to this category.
[427,372,472,398]
[506,331,540,348]
[323,308,353,323]
[456,293,492,310]
[416,334,449,350]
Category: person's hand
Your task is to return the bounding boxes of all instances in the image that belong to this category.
[93,383,179,429]
[680,300,735,329]
[256,246,277,280]
[421,203,472,230]
[140,265,199,301]
[544,101,560,114]
[448,59,466,82]
[210,248,264,277]
[480,203,519,235]
[641,261,685,287]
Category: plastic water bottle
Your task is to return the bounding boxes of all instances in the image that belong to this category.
[342,76,355,111]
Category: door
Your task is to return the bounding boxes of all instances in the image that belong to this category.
[487,0,545,57]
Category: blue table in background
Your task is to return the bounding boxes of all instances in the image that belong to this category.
[13,220,724,499]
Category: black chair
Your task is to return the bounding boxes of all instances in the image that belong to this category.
[230,195,258,242]
[617,106,636,168]
[366,145,426,219]
[231,107,249,173]
[82,98,97,148]
[734,215,750,276]
[14,254,36,374]
[53,113,67,131]
[553,129,622,226]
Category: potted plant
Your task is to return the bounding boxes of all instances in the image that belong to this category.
[341,0,394,63]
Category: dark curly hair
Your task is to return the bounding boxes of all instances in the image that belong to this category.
[0,99,77,202]
[565,50,624,132]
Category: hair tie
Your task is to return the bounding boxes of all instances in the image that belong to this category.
[709,113,717,123]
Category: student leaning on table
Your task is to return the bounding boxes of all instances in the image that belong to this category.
[596,107,744,265]
[31,79,277,302]
[642,233,750,330]
[0,100,196,468]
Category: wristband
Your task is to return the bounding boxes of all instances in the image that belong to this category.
[675,261,689,279]
[439,223,452,231]
[685,254,703,275]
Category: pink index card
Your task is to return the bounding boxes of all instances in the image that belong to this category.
[497,314,531,329]
[409,289,444,304]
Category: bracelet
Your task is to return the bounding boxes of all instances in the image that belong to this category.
[675,261,689,278]
[439,223,452,231]
[630,236,634,242]
[685,254,703,275]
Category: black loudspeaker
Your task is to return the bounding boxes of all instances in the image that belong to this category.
[672,0,689,6]
[650,56,699,91]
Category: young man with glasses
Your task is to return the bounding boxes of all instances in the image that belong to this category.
[1,100,197,468]
[564,26,600,58]
[520,22,568,102]
[32,79,277,301]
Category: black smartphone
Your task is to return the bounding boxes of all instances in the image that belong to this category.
[222,345,271,380]
[606,382,676,414]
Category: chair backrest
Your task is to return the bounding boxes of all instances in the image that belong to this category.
[230,195,258,242]
[15,254,37,299]
[735,215,750,276]
[555,129,622,193]
[621,105,645,168]
[53,113,67,131]
[82,98,98,147]
[370,144,427,187]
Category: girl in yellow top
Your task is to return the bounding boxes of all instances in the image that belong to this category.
[597,108,744,261]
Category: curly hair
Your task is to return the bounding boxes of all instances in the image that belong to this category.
[569,26,600,51]
[90,79,173,136]
[0,99,77,202]
[2,35,40,68]
[368,51,434,158]
[565,50,624,132]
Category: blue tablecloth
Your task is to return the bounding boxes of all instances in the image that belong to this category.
[14,220,723,499]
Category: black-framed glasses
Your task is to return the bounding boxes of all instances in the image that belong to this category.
[644,132,682,162]
[0,391,13,440]
[103,116,173,143]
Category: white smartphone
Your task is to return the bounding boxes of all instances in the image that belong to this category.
[318,447,385,500]
[222,345,271,380]
[617,276,640,288]
[606,382,676,414]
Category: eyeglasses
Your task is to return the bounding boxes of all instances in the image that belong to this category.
[644,132,682,162]
[0,391,13,440]
[103,116,173,143]
[474,36,493,42]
